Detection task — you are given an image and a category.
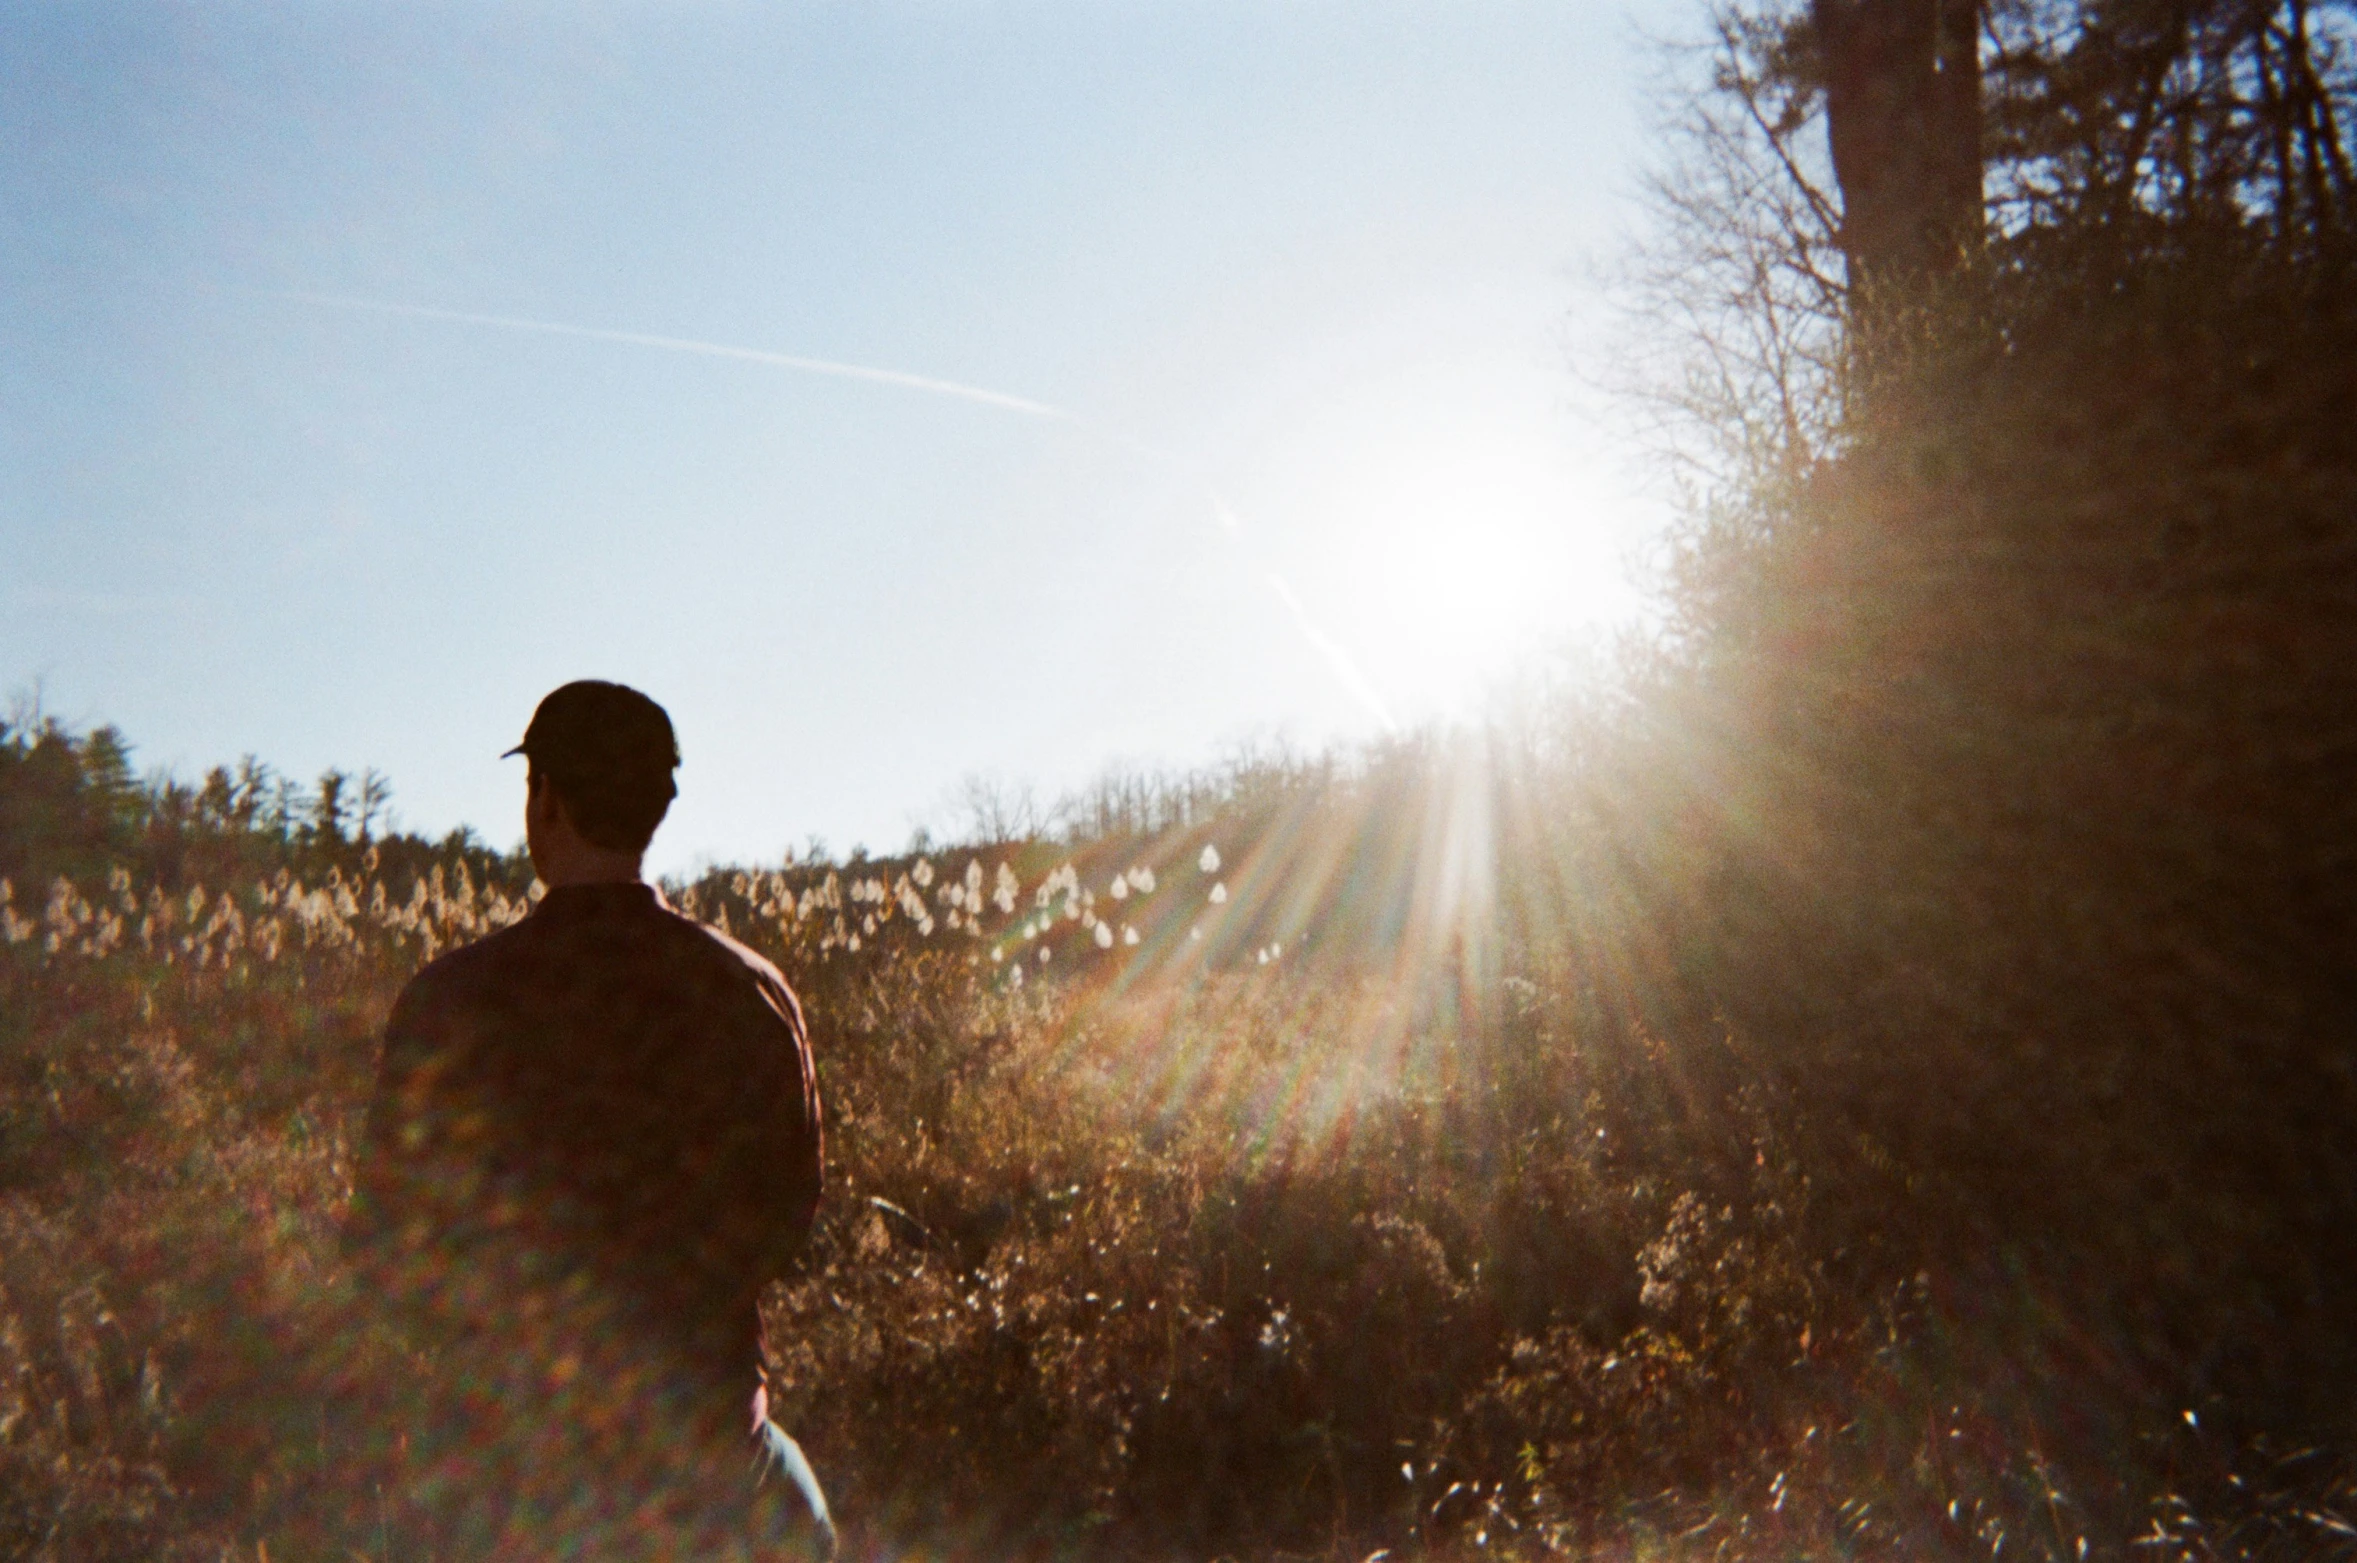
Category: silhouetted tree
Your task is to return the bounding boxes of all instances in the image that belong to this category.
[1602,0,2357,1528]
[312,769,350,846]
[1624,0,2355,478]
[1811,0,1985,296]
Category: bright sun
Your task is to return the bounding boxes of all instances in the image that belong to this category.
[1231,357,1647,724]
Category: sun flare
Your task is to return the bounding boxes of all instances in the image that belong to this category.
[1233,359,1646,723]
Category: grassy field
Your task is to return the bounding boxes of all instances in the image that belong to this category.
[5,698,2353,1560]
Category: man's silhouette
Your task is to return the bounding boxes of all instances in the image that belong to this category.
[346,681,830,1558]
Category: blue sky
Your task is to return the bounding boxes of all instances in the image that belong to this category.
[2,1,1682,871]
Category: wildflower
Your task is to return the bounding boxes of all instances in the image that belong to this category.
[911,858,935,888]
[1093,922,1114,949]
[994,863,1019,914]
[1199,844,1221,873]
[1039,946,1052,964]
[1123,925,1140,946]
[1209,882,1228,905]
[1129,866,1156,894]
[1109,877,1129,901]
[48,880,86,946]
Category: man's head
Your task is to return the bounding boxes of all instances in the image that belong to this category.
[505,682,679,876]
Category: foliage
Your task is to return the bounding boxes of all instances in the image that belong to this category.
[0,708,525,901]
[5,676,2355,1559]
[1592,0,2357,1550]
[1617,0,2357,488]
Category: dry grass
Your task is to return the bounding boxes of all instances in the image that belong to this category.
[4,773,2348,1562]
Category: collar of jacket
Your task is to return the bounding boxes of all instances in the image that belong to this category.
[532,881,666,919]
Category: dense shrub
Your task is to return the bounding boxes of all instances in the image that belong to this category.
[1571,228,2357,1549]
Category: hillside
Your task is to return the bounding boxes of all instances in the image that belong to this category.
[6,665,2356,1559]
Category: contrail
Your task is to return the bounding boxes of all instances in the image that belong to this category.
[277,289,1399,731]
[278,290,1082,422]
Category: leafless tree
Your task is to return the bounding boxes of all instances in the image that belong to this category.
[1614,0,2356,490]
[950,772,1044,847]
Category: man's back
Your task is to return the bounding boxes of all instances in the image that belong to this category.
[348,881,823,1550]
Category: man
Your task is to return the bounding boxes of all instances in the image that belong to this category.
[346,680,831,1559]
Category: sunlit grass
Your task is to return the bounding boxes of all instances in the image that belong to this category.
[5,616,2351,1559]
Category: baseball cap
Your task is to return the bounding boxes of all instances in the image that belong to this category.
[503,681,680,784]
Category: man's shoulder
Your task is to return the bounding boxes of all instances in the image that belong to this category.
[392,916,539,1013]
[387,892,802,1035]
[655,902,798,1003]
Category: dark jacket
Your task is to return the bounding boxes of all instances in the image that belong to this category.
[347,881,822,1402]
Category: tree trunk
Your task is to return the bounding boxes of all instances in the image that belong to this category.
[1815,0,1984,301]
